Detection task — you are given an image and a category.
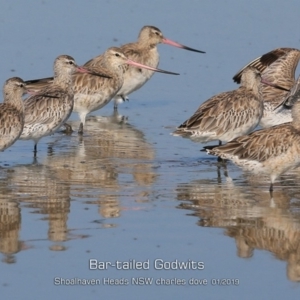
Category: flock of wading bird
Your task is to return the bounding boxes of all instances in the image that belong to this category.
[1,25,300,193]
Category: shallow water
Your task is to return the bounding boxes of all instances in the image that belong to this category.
[0,1,300,299]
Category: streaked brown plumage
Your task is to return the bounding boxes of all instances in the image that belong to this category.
[25,47,179,134]
[173,67,267,143]
[233,48,300,128]
[0,77,27,151]
[205,76,300,192]
[84,25,204,109]
[20,55,88,155]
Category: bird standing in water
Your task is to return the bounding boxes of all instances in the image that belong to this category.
[0,77,28,151]
[204,75,300,193]
[84,25,205,110]
[20,55,92,156]
[25,47,180,134]
[173,67,277,144]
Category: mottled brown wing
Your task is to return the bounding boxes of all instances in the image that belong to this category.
[233,48,294,83]
[178,94,225,128]
[178,88,259,134]
[259,49,300,104]
[72,71,117,95]
[120,43,145,73]
[121,42,141,59]
[214,123,295,162]
[84,54,105,68]
[0,105,23,136]
[25,77,54,92]
[24,88,70,125]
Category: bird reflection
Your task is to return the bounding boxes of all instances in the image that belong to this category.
[44,112,157,220]
[0,198,24,264]
[4,163,71,252]
[176,173,300,282]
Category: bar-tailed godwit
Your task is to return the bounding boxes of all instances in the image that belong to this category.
[84,25,205,109]
[173,67,276,144]
[0,77,27,151]
[233,48,300,128]
[20,55,91,155]
[204,75,300,192]
[26,47,179,134]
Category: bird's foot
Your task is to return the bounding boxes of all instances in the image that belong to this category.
[62,123,73,134]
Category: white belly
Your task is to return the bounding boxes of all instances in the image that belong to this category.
[74,92,116,114]
[21,123,60,141]
[259,103,292,128]
[118,67,155,97]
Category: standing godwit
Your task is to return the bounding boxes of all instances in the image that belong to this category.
[0,77,27,151]
[173,67,275,144]
[84,25,205,110]
[233,48,300,128]
[20,55,91,156]
[204,76,300,192]
[26,47,179,134]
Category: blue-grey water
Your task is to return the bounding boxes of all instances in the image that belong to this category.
[0,1,300,299]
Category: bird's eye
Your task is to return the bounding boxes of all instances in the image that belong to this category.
[115,53,120,57]
[69,60,74,65]
[154,31,160,36]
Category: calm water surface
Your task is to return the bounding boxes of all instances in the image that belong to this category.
[0,1,300,299]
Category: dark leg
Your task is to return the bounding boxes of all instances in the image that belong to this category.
[33,143,37,157]
[32,156,38,165]
[217,140,223,162]
[78,123,84,135]
[269,182,274,199]
[78,133,83,144]
[223,160,229,178]
[64,123,73,134]
[217,164,222,184]
[121,95,128,102]
[47,145,53,155]
[216,159,229,183]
